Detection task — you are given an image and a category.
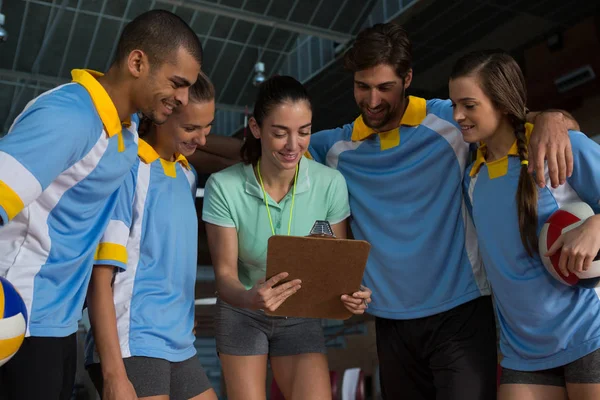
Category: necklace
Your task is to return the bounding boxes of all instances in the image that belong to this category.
[256,159,298,236]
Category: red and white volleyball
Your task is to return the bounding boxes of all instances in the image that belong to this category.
[539,202,600,288]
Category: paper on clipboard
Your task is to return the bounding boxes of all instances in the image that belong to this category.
[264,231,371,320]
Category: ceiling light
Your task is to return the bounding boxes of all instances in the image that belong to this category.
[253,61,265,87]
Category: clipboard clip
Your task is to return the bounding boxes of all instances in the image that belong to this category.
[308,220,335,238]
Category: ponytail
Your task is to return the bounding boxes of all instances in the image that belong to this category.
[513,118,538,256]
[240,132,261,165]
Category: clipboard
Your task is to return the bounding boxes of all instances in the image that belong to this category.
[264,223,371,320]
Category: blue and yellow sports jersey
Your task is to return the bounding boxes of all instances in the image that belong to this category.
[85,139,198,364]
[308,96,489,319]
[465,127,600,371]
[0,69,138,337]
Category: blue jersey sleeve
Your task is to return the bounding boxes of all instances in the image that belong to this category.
[307,130,331,165]
[94,165,137,270]
[307,125,352,166]
[426,98,473,168]
[0,92,98,225]
[563,131,600,213]
[426,98,457,126]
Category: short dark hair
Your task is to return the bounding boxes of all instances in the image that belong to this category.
[344,22,412,79]
[241,76,312,165]
[114,9,203,67]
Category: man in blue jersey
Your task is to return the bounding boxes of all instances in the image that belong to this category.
[306,23,578,400]
[0,10,202,400]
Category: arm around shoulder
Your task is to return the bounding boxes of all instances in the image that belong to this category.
[526,109,578,188]
[563,132,600,206]
[188,135,243,174]
[527,109,579,131]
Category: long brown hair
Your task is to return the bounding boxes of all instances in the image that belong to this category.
[450,50,538,256]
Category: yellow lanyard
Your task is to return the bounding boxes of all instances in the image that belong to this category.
[256,159,298,236]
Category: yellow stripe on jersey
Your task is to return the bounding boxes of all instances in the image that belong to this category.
[94,243,128,265]
[0,180,25,221]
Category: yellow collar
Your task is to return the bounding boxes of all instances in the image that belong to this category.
[470,123,534,179]
[71,69,130,137]
[351,95,427,142]
[138,139,190,177]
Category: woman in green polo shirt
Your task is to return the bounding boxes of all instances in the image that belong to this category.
[202,75,372,400]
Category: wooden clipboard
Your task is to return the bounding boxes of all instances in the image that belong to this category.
[265,235,371,320]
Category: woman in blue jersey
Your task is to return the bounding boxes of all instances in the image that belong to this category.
[202,75,372,400]
[85,72,218,400]
[450,50,600,400]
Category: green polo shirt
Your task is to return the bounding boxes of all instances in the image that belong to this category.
[202,158,351,289]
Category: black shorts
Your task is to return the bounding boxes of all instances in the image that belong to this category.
[0,334,77,400]
[376,296,498,400]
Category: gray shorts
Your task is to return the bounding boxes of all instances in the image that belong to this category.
[87,355,212,399]
[501,347,600,387]
[215,298,326,357]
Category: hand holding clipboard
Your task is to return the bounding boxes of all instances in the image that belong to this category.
[341,285,372,314]
[265,220,372,320]
[244,272,302,312]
